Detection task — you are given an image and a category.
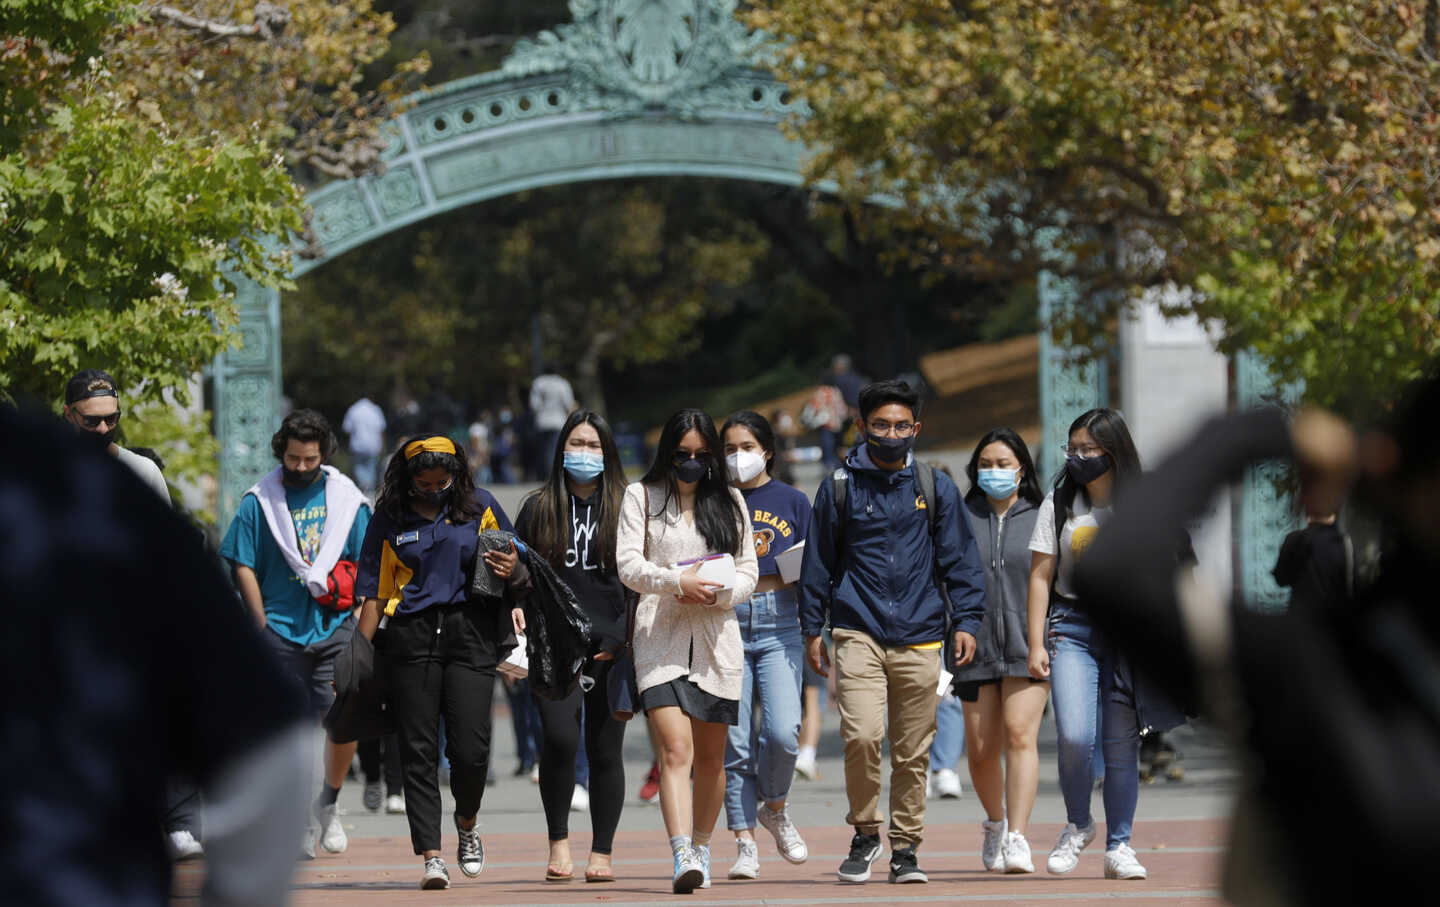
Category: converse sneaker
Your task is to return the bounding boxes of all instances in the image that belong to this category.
[837,831,882,883]
[314,802,348,854]
[728,838,760,879]
[980,818,1007,871]
[757,803,808,863]
[385,793,406,814]
[167,829,203,862]
[362,780,383,812]
[420,856,450,890]
[696,843,711,889]
[1046,821,1097,874]
[1104,843,1148,880]
[455,814,484,877]
[672,846,704,894]
[1002,831,1035,873]
[887,846,928,883]
[932,768,963,799]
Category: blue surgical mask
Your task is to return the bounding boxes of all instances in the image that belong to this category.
[562,451,604,482]
[976,468,1019,500]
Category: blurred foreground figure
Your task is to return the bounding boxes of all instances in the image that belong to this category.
[1074,374,1440,904]
[0,405,312,905]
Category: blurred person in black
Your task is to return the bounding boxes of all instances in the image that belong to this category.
[0,404,312,905]
[1073,371,1440,905]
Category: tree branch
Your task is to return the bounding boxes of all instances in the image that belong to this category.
[147,3,290,41]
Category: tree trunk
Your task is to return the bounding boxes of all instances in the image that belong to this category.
[573,328,617,417]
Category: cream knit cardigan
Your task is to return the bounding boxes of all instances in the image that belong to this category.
[616,481,758,702]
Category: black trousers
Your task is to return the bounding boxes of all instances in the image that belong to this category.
[358,734,403,793]
[535,660,627,853]
[383,604,502,855]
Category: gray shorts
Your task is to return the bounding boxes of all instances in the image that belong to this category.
[263,616,354,718]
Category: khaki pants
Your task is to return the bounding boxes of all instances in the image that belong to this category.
[832,628,941,849]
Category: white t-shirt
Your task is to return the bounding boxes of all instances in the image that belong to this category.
[342,398,387,456]
[115,446,171,504]
[1028,491,1111,600]
[529,374,575,431]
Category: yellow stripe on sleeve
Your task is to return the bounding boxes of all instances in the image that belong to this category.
[378,540,413,617]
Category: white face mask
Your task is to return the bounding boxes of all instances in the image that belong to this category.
[726,449,767,484]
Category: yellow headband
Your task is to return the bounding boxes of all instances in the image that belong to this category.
[404,436,458,460]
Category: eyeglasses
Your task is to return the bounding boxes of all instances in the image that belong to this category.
[78,411,121,430]
[672,449,710,464]
[866,420,914,437]
[1061,443,1104,458]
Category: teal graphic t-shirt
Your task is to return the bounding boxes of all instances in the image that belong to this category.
[219,476,371,646]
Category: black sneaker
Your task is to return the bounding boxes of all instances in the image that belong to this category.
[837,831,882,883]
[889,846,928,883]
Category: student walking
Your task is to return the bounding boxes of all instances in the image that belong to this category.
[799,379,986,885]
[354,434,518,890]
[719,411,811,880]
[616,409,759,894]
[954,429,1048,873]
[514,410,632,883]
[1026,408,1187,880]
[219,409,372,860]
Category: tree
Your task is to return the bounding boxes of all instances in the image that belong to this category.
[751,0,1440,414]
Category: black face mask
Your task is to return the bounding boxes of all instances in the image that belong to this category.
[412,484,453,507]
[673,456,708,484]
[866,433,914,464]
[83,428,115,452]
[282,465,322,487]
[1065,453,1112,485]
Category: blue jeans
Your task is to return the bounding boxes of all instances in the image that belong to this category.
[725,588,804,830]
[1048,606,1141,849]
[930,693,965,771]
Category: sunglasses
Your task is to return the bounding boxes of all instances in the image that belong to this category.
[671,449,710,464]
[78,411,121,429]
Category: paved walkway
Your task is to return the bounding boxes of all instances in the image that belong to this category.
[174,707,1237,905]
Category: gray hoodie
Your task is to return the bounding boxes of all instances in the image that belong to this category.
[955,493,1040,683]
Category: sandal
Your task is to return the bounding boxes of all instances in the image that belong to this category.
[584,865,616,883]
[545,864,574,882]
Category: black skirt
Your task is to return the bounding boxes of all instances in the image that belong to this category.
[641,677,739,726]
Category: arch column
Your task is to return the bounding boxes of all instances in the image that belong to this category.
[214,272,282,530]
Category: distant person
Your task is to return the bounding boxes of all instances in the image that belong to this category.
[0,404,313,906]
[62,369,205,859]
[1273,508,1353,615]
[799,379,986,885]
[956,429,1048,873]
[218,409,372,860]
[720,411,811,880]
[530,364,576,478]
[616,409,759,894]
[491,408,518,484]
[342,395,388,495]
[801,382,848,472]
[468,411,493,484]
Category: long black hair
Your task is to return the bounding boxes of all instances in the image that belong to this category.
[965,427,1043,506]
[374,433,481,524]
[1053,407,1142,522]
[520,409,627,568]
[720,409,777,476]
[640,408,743,556]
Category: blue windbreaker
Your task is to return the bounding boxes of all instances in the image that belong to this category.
[798,445,986,646]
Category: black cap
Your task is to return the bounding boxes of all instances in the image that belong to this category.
[64,369,119,405]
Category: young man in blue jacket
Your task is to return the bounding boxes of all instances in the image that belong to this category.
[799,379,986,885]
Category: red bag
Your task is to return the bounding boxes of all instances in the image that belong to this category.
[316,560,359,611]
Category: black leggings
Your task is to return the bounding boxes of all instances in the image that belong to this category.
[535,660,627,853]
[384,604,501,855]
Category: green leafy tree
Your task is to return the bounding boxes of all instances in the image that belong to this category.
[752,0,1440,414]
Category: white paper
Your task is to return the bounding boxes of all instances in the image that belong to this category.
[775,541,806,585]
[937,668,954,697]
[675,553,736,591]
[499,632,529,680]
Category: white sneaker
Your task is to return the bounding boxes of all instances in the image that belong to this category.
[1104,843,1148,880]
[420,856,450,890]
[167,829,203,861]
[980,818,1007,871]
[932,768,963,799]
[794,755,820,781]
[528,764,540,784]
[299,825,317,861]
[1002,831,1034,873]
[570,784,590,813]
[697,844,711,889]
[314,802,348,854]
[1046,821,1096,874]
[757,803,808,863]
[728,838,760,879]
[385,793,406,814]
